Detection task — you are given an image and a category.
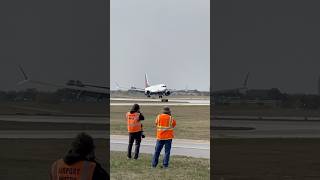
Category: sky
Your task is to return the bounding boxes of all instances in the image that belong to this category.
[3,1,318,94]
[110,0,210,91]
[213,0,320,94]
[0,0,108,91]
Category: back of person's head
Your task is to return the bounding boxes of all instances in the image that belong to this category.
[130,103,140,113]
[63,132,96,164]
[162,106,171,115]
[71,132,95,157]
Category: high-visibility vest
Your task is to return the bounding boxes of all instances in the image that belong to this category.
[155,114,176,140]
[127,112,142,133]
[50,159,96,180]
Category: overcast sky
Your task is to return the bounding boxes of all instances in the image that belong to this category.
[214,0,320,94]
[110,0,210,91]
[0,0,107,91]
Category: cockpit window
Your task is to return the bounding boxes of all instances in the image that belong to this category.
[162,85,167,87]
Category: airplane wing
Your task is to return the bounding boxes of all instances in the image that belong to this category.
[17,66,108,95]
[114,82,145,92]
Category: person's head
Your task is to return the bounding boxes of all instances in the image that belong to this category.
[71,132,95,158]
[162,106,171,115]
[130,103,140,112]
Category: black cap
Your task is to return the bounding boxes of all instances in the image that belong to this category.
[163,106,171,114]
[131,104,140,112]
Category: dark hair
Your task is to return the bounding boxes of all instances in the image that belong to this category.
[71,132,95,157]
[130,104,140,112]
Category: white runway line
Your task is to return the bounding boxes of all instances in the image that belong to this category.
[214,119,320,138]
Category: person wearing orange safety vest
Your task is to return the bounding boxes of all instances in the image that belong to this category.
[50,132,109,180]
[152,106,176,168]
[126,104,145,159]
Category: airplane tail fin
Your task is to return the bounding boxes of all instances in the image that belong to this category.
[17,65,30,85]
[115,82,121,90]
[242,72,250,89]
[145,73,150,88]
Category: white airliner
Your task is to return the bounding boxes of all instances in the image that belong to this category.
[117,74,173,99]
[18,66,108,100]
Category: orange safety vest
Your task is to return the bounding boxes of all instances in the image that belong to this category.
[50,159,96,180]
[127,112,142,133]
[155,114,176,140]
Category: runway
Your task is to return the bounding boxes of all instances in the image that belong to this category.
[110,135,210,159]
[0,115,107,138]
[110,98,209,106]
[214,119,320,138]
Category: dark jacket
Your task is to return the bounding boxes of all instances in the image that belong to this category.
[129,110,144,121]
[63,150,109,180]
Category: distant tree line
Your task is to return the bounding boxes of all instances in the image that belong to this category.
[0,88,105,103]
[214,88,320,109]
[281,94,320,109]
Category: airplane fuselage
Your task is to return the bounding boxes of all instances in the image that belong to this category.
[144,84,170,98]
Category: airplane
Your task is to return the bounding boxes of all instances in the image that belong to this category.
[116,74,173,99]
[213,72,250,95]
[18,66,109,100]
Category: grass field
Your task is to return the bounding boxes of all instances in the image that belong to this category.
[0,139,109,180]
[110,105,210,140]
[213,138,320,180]
[110,151,209,180]
[0,102,107,115]
[214,106,320,117]
[0,121,107,130]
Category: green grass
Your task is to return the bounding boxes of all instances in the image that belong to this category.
[0,121,107,130]
[214,106,320,117]
[213,138,320,179]
[0,102,107,115]
[110,105,210,140]
[110,151,209,180]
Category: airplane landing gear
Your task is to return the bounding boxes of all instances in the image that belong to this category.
[161,98,168,102]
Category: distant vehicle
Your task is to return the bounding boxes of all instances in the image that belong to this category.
[116,74,174,99]
[18,66,108,100]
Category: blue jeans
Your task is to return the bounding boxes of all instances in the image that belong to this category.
[152,139,172,167]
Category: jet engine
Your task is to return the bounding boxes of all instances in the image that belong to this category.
[145,90,151,97]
